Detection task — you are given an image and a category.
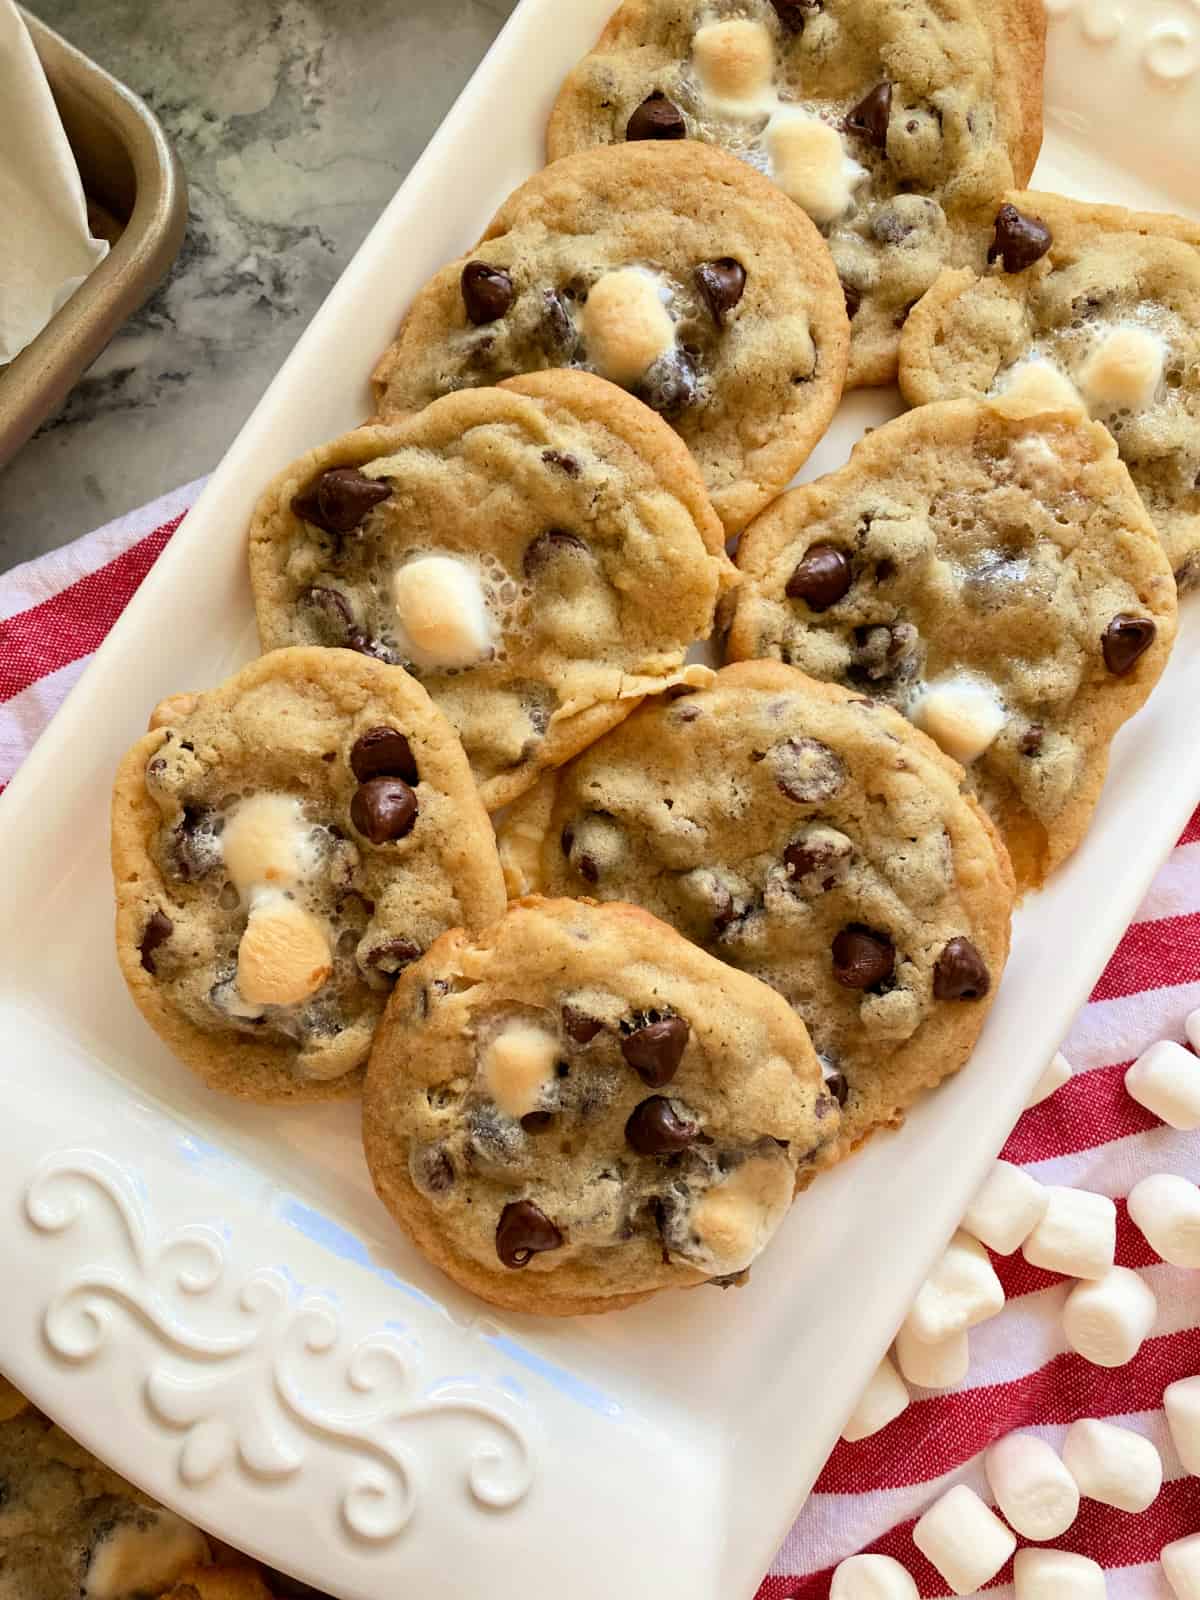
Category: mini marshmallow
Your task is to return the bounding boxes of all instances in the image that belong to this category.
[1062,1417,1163,1513]
[1028,1050,1073,1107]
[692,19,775,110]
[393,554,494,671]
[911,1483,1016,1596]
[1164,1376,1200,1476]
[236,894,332,1009]
[830,1554,919,1600]
[1022,1186,1116,1280]
[984,1431,1080,1540]
[482,1022,560,1119]
[222,793,314,895]
[841,1354,909,1443]
[992,358,1084,417]
[1127,1172,1200,1268]
[911,675,1007,766]
[1162,1533,1200,1600]
[894,1324,969,1391]
[1062,1265,1157,1368]
[765,108,867,225]
[963,1160,1049,1255]
[904,1230,1005,1344]
[1077,325,1165,415]
[581,268,675,386]
[1125,1039,1200,1130]
[689,1155,793,1276]
[1013,1548,1107,1600]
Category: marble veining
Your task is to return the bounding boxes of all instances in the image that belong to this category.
[0,0,517,570]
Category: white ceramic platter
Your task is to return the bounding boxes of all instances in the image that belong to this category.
[1,4,1199,1596]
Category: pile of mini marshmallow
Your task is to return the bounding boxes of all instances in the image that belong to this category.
[831,1024,1200,1599]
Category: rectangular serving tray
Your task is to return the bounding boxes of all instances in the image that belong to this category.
[0,3,1197,1597]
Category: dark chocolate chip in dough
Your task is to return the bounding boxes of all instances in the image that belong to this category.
[769,0,822,31]
[841,280,861,319]
[542,449,581,477]
[1019,723,1044,757]
[521,1111,555,1133]
[139,910,173,974]
[562,1004,603,1044]
[771,736,847,803]
[362,936,422,976]
[350,726,419,784]
[621,1015,689,1086]
[496,1199,564,1267]
[783,834,849,890]
[844,82,892,149]
[350,778,418,844]
[1102,614,1156,676]
[825,1070,850,1106]
[292,468,391,535]
[695,258,747,324]
[831,925,895,989]
[417,1146,455,1194]
[988,203,1052,273]
[625,1096,698,1155]
[461,261,514,325]
[785,544,852,611]
[539,289,577,355]
[523,527,588,576]
[626,91,686,141]
[635,350,698,419]
[933,937,990,1000]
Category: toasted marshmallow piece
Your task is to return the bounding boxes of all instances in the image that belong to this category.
[894,1324,969,1390]
[912,1483,1016,1596]
[483,1021,561,1119]
[83,1513,209,1600]
[765,108,868,225]
[1062,1418,1162,1513]
[1125,1038,1200,1130]
[1128,1172,1200,1268]
[1028,1049,1073,1107]
[1078,325,1166,415]
[911,675,1007,766]
[691,1155,793,1276]
[581,268,676,386]
[1013,1548,1107,1600]
[904,1230,1005,1344]
[963,1160,1049,1255]
[692,19,774,110]
[993,357,1084,418]
[393,554,494,670]
[985,1431,1080,1540]
[1062,1265,1157,1367]
[1165,1376,1200,1476]
[1163,1534,1200,1600]
[841,1354,909,1443]
[1022,1186,1116,1280]
[222,793,314,896]
[830,1554,919,1600]
[236,892,332,1008]
[147,692,199,731]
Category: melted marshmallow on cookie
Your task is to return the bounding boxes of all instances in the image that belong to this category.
[1077,325,1167,415]
[581,268,677,385]
[692,18,775,115]
[393,554,495,669]
[765,108,868,226]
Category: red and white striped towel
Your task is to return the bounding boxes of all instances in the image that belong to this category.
[1,488,1197,1598]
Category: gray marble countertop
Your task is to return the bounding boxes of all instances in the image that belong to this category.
[1,0,518,574]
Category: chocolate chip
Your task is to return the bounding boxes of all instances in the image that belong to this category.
[139,910,172,974]
[626,91,686,141]
[496,1199,563,1267]
[303,586,368,651]
[417,1146,454,1194]
[769,0,822,31]
[785,545,852,611]
[831,926,895,989]
[542,449,581,477]
[363,937,422,976]
[172,805,221,881]
[850,621,921,686]
[625,1096,698,1155]
[350,778,418,844]
[825,1071,850,1106]
[841,280,861,319]
[872,211,914,246]
[694,259,746,324]
[350,727,418,784]
[933,937,990,1000]
[783,833,850,891]
[988,203,1052,273]
[621,1015,689,1086]
[523,528,588,577]
[1102,614,1156,676]
[291,468,391,535]
[771,737,847,804]
[844,82,892,149]
[634,350,698,419]
[461,261,514,325]
[521,1111,555,1133]
[1019,723,1044,757]
[538,289,576,355]
[562,1005,603,1044]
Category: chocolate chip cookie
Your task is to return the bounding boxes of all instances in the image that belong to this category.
[371,142,848,535]
[498,662,1014,1163]
[363,895,838,1315]
[726,396,1178,890]
[250,372,732,810]
[111,648,506,1102]
[545,0,1045,387]
[899,192,1200,589]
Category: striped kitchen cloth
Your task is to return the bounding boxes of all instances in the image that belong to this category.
[1,486,1197,1598]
